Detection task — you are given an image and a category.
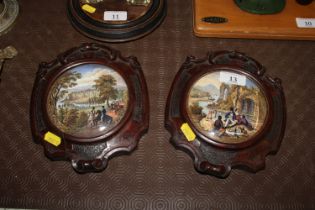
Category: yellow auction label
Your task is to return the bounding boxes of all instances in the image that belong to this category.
[44,132,61,147]
[82,4,96,14]
[180,123,196,142]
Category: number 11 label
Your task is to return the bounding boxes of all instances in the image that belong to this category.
[104,11,128,21]
[296,18,315,28]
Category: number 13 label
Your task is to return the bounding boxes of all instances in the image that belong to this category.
[219,72,246,86]
[104,11,128,21]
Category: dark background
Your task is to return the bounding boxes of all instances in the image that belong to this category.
[0,0,314,209]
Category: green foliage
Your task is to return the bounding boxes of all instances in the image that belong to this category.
[49,71,82,114]
[190,102,203,115]
[58,106,65,123]
[190,88,210,98]
[63,108,79,128]
[122,90,128,103]
[76,111,89,128]
[93,74,118,106]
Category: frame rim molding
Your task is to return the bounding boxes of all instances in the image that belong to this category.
[30,43,149,173]
[165,51,286,178]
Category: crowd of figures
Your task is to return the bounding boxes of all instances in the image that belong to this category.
[204,107,254,138]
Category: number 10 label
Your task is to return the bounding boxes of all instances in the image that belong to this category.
[296,18,315,28]
[104,11,128,21]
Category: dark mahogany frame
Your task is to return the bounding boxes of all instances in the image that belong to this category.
[30,43,149,173]
[67,0,167,42]
[165,51,286,178]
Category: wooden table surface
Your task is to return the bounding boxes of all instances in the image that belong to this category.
[0,0,314,209]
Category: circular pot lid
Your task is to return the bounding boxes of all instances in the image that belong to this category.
[185,70,269,146]
[46,63,130,140]
[67,0,166,42]
[234,0,286,14]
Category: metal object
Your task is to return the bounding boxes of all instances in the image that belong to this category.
[126,0,150,6]
[234,0,286,15]
[0,46,17,82]
[80,0,103,3]
[0,0,19,36]
[202,16,228,24]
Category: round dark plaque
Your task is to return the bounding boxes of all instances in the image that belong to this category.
[31,43,149,173]
[165,51,286,178]
[67,0,166,42]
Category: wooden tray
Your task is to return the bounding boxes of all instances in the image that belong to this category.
[193,0,315,40]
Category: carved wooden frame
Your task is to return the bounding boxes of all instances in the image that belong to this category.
[165,51,286,178]
[30,43,149,173]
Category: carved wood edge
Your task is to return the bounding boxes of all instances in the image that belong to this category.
[165,51,286,178]
[31,43,149,173]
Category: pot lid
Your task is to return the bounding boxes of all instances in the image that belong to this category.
[234,0,286,14]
